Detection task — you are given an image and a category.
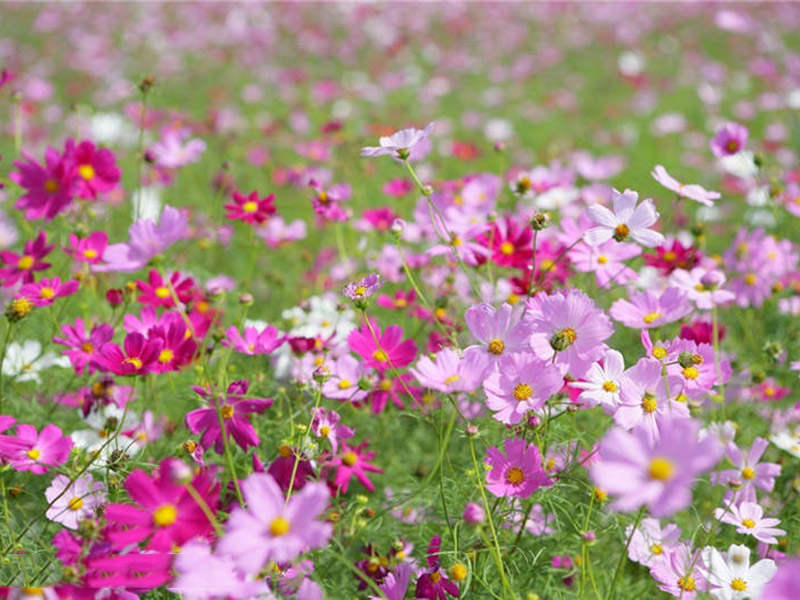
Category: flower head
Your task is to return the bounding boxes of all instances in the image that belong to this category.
[585,188,664,247]
[485,437,552,499]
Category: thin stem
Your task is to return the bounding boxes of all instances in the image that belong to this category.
[606,506,645,600]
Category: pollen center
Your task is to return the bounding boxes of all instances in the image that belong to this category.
[338,379,352,390]
[153,504,178,527]
[682,366,699,380]
[269,516,290,536]
[506,466,525,485]
[597,254,608,264]
[372,349,389,362]
[488,338,505,355]
[650,544,663,555]
[613,223,630,241]
[155,286,171,299]
[741,518,756,529]
[643,312,661,324]
[68,497,84,511]
[39,287,55,299]
[730,578,747,592]
[648,457,674,481]
[342,451,358,466]
[242,201,258,213]
[513,383,533,402]
[17,255,34,270]
[319,425,330,437]
[500,241,514,256]
[550,327,577,351]
[741,466,755,480]
[83,249,98,259]
[678,576,696,591]
[744,273,756,285]
[353,285,367,297]
[158,349,174,364]
[602,380,617,393]
[124,357,143,370]
[641,394,657,413]
[26,448,41,460]
[220,404,234,419]
[78,164,96,180]
[444,374,461,385]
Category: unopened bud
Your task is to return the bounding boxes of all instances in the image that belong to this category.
[238,292,254,306]
[531,212,551,231]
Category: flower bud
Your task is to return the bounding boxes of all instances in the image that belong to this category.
[462,502,485,525]
[238,292,254,306]
[531,212,551,231]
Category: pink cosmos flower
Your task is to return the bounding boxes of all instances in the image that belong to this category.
[483,353,563,425]
[327,441,383,494]
[609,287,691,329]
[569,239,640,289]
[711,437,781,503]
[310,180,351,222]
[571,349,627,410]
[710,122,748,158]
[476,216,532,268]
[66,231,108,264]
[10,146,74,220]
[186,380,273,453]
[666,339,731,400]
[651,165,720,207]
[463,303,532,376]
[527,288,614,378]
[147,320,197,373]
[361,122,435,160]
[670,267,735,309]
[348,319,417,372]
[53,318,114,375]
[149,128,206,168]
[714,501,786,544]
[762,557,800,600]
[17,276,79,307]
[626,517,682,567]
[256,215,307,247]
[649,542,707,599]
[65,138,121,200]
[382,178,414,196]
[136,269,196,309]
[0,231,54,286]
[45,473,105,529]
[104,458,219,552]
[224,190,276,225]
[485,437,552,499]
[218,473,331,573]
[0,423,72,474]
[410,348,482,394]
[372,563,412,600]
[91,332,163,376]
[343,273,382,301]
[590,415,722,517]
[170,540,266,599]
[310,407,354,454]
[322,354,369,402]
[585,188,664,247]
[222,324,285,355]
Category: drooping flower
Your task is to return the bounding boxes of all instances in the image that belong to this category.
[651,165,721,207]
[45,473,106,529]
[585,188,664,247]
[485,437,552,499]
[589,415,722,517]
[185,380,273,453]
[217,472,331,573]
[700,544,776,600]
[483,353,563,425]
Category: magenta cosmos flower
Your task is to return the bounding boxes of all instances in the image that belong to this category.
[360,122,435,160]
[224,189,276,225]
[64,138,121,200]
[66,231,108,264]
[0,423,72,474]
[485,437,552,499]
[348,319,417,371]
[91,332,163,376]
[222,324,285,355]
[609,286,692,329]
[217,472,332,574]
[415,535,460,600]
[0,231,54,286]
[185,380,273,453]
[10,145,74,220]
[710,122,748,158]
[18,276,79,307]
[104,458,219,552]
[651,165,721,207]
[483,353,563,425]
[327,441,383,493]
[585,188,665,248]
[527,288,613,378]
[590,415,722,517]
[463,302,532,376]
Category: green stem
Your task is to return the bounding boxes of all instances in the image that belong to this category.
[606,507,645,600]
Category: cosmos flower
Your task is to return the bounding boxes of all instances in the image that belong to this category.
[571,349,627,410]
[710,122,748,158]
[649,541,707,598]
[0,423,73,474]
[326,441,383,494]
[1,339,70,383]
[483,353,563,425]
[53,318,114,375]
[651,165,721,207]
[348,319,417,372]
[0,231,54,286]
[609,286,692,329]
[700,544,776,600]
[343,273,382,302]
[410,348,482,394]
[585,188,664,248]
[361,122,435,160]
[626,517,682,567]
[45,474,106,529]
[714,501,786,544]
[463,302,532,376]
[485,437,552,499]
[17,276,79,307]
[711,437,781,503]
[224,189,276,224]
[66,231,108,264]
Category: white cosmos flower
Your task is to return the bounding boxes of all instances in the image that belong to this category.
[700,544,776,600]
[585,188,665,248]
[2,340,69,383]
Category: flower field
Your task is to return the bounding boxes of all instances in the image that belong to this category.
[1,3,800,599]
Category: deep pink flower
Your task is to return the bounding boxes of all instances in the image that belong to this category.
[104,458,219,552]
[0,231,54,286]
[327,441,383,494]
[348,319,417,372]
[147,320,197,372]
[91,332,163,376]
[222,324,285,355]
[224,190,276,224]
[136,269,197,308]
[485,437,552,498]
[65,138,121,200]
[53,318,114,375]
[17,276,79,307]
[9,147,74,220]
[590,415,723,517]
[710,122,748,157]
[83,551,173,590]
[217,472,332,573]
[416,535,460,600]
[382,178,414,196]
[477,216,533,268]
[186,380,273,453]
[66,231,108,264]
[0,423,72,474]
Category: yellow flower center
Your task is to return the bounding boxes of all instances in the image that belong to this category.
[603,381,618,393]
[319,425,331,437]
[614,223,630,240]
[730,578,747,592]
[649,457,674,481]
[373,349,389,362]
[83,249,98,259]
[220,404,234,419]
[500,241,515,256]
[354,285,367,297]
[450,235,462,247]
[338,379,352,390]
[682,367,699,380]
[158,349,174,364]
[379,378,392,391]
[444,374,461,385]
[430,571,442,583]
[39,287,55,299]
[81,343,94,355]
[678,576,696,591]
[512,382,533,402]
[518,176,532,192]
[10,298,33,318]
[643,312,661,324]
[26,448,41,460]
[394,298,407,308]
[17,255,34,270]
[488,338,505,355]
[68,497,84,511]
[653,346,667,360]
[597,254,608,264]
[744,273,756,285]
[153,504,178,527]
[78,164,95,180]
[650,544,663,555]
[506,466,525,485]
[269,516,290,536]
[434,307,447,320]
[278,445,292,458]
[741,466,755,480]
[242,200,258,213]
[741,518,756,529]
[641,394,657,413]
[450,563,468,581]
[343,451,358,466]
[507,293,520,305]
[593,487,608,502]
[155,286,171,299]
[663,251,677,261]
[124,357,143,370]
[44,179,59,193]
[763,386,775,397]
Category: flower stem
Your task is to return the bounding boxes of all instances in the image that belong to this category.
[606,506,645,600]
